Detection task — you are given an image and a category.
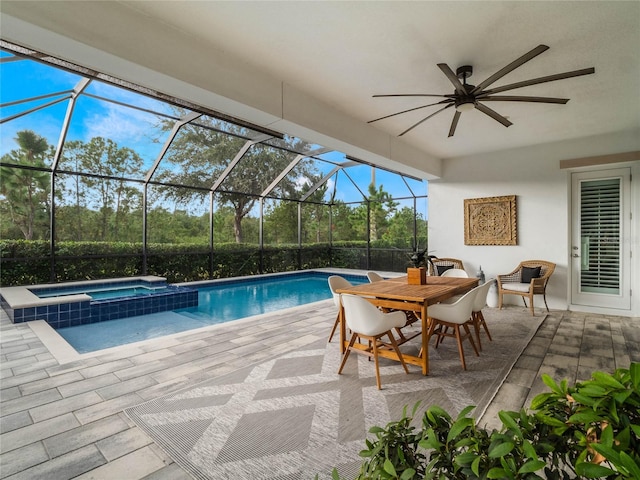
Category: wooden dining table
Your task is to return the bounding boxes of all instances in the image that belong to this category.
[335,276,479,375]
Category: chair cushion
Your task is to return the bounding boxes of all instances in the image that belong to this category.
[502,283,531,293]
[521,266,541,283]
[436,264,454,275]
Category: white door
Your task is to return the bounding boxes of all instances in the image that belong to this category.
[571,168,631,310]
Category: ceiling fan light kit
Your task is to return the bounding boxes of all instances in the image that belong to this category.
[369,45,595,138]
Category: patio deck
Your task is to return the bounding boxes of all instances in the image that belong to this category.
[1,281,638,479]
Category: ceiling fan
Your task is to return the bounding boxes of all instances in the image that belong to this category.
[368,45,595,138]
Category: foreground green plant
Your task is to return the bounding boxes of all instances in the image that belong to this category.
[325,363,639,479]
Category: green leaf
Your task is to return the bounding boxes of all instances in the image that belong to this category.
[518,459,547,474]
[619,451,640,478]
[575,461,616,477]
[567,411,602,424]
[600,423,614,447]
[487,467,508,479]
[488,441,514,458]
[426,405,450,424]
[541,374,563,394]
[454,452,478,467]
[499,410,522,438]
[446,417,473,443]
[630,362,640,389]
[530,392,554,410]
[471,456,481,477]
[457,405,476,419]
[522,439,538,460]
[592,371,625,390]
[383,458,397,476]
[331,468,341,480]
[570,392,597,406]
[400,468,417,480]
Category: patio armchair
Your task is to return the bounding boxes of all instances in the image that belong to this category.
[497,260,556,316]
[429,257,466,276]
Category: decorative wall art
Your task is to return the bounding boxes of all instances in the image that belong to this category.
[464,195,517,245]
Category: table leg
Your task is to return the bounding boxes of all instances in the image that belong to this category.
[421,304,429,375]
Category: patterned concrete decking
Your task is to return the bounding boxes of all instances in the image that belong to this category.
[1,284,638,479]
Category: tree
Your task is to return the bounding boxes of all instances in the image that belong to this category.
[156,113,317,243]
[58,137,143,241]
[367,184,398,241]
[0,130,52,240]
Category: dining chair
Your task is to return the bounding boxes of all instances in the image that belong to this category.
[440,268,469,278]
[427,287,479,370]
[366,271,384,283]
[327,275,353,343]
[367,270,419,337]
[338,294,409,389]
[470,280,494,351]
[428,257,465,276]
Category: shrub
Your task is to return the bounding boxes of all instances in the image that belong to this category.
[325,363,639,480]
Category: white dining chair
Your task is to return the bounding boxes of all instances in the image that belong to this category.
[427,287,479,370]
[366,271,384,283]
[471,280,494,351]
[338,294,409,389]
[441,268,469,278]
[327,275,352,343]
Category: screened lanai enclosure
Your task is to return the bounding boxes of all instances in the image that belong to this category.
[0,41,428,286]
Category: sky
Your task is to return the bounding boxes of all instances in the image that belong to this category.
[0,49,427,212]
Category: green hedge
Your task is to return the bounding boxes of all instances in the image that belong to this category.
[0,240,407,286]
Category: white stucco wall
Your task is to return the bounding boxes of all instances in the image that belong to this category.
[428,130,640,313]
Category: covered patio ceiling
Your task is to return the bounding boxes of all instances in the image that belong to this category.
[1,1,638,178]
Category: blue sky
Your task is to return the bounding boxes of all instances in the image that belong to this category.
[1,49,427,209]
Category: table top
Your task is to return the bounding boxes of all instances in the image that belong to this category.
[336,276,478,305]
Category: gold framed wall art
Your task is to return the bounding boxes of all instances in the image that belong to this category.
[464,195,517,245]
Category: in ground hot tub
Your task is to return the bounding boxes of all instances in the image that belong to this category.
[0,276,198,329]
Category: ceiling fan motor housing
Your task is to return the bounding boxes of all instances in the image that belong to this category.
[456,65,473,81]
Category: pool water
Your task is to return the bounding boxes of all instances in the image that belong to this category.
[37,286,170,300]
[56,273,366,353]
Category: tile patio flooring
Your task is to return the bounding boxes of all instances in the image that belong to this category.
[1,280,638,479]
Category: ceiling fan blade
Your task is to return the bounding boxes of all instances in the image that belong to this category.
[437,63,467,95]
[475,102,513,127]
[373,93,454,98]
[479,95,569,104]
[399,104,454,136]
[479,67,595,96]
[448,111,461,137]
[471,44,549,94]
[368,99,453,123]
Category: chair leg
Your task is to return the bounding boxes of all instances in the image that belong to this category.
[337,333,357,374]
[327,312,340,343]
[471,312,482,351]
[434,326,450,348]
[543,293,550,312]
[498,291,503,310]
[528,294,535,316]
[464,323,480,357]
[454,325,467,370]
[387,332,409,374]
[372,338,382,390]
[478,310,492,342]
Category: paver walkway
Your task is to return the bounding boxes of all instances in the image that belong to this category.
[1,287,638,479]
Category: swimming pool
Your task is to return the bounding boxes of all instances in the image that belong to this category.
[56,271,367,353]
